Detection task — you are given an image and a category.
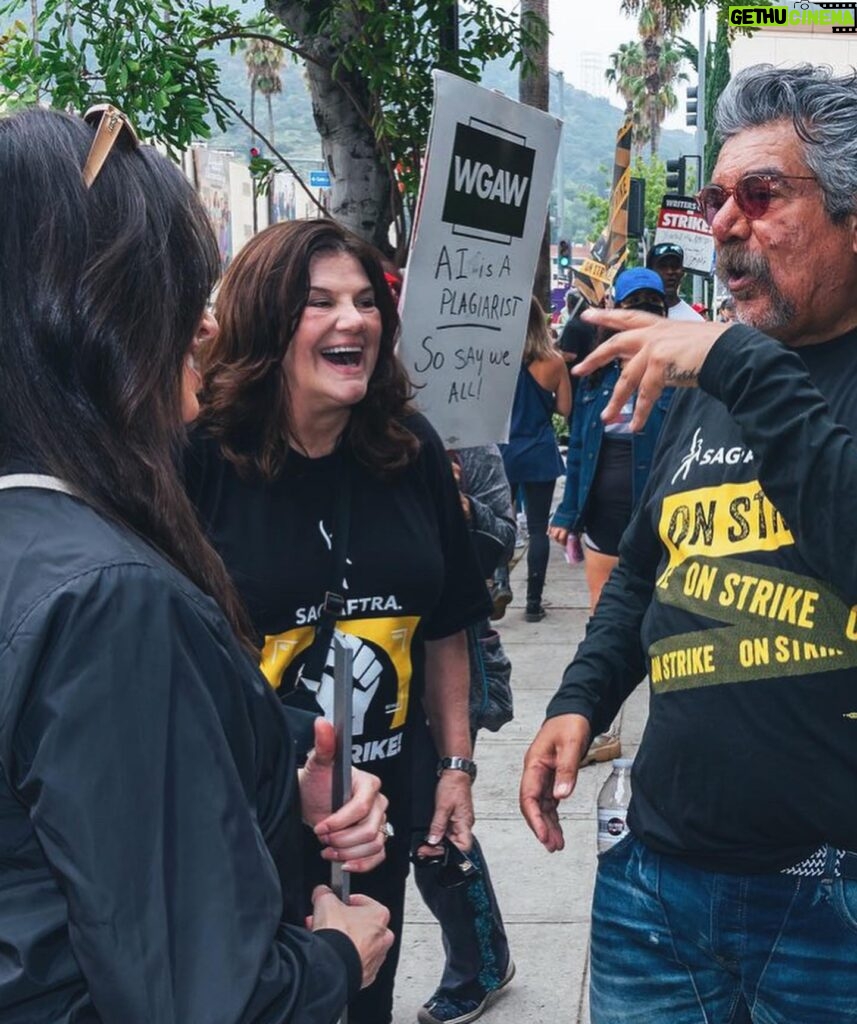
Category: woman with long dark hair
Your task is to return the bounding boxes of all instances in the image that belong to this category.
[185,219,492,1024]
[0,106,392,1022]
[500,296,572,622]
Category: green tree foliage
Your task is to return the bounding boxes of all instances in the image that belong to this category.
[582,179,610,244]
[581,152,667,264]
[0,0,250,147]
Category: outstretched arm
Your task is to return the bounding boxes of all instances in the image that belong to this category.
[423,630,474,852]
[521,492,660,851]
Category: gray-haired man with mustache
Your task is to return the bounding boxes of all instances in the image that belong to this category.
[520,64,857,1024]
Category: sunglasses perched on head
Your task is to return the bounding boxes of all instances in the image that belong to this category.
[81,104,139,188]
[695,173,816,227]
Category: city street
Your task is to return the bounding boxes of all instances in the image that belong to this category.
[394,539,650,1024]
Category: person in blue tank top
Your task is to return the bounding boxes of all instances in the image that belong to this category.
[500,297,571,621]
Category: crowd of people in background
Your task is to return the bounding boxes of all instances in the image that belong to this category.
[5,59,856,1024]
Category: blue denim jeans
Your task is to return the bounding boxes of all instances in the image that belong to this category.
[591,834,857,1024]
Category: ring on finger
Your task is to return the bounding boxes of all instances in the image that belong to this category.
[379,821,395,842]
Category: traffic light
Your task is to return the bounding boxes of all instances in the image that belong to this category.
[558,240,571,268]
[665,157,686,196]
[628,177,645,238]
[686,86,698,128]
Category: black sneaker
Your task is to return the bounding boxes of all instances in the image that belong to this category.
[524,604,545,622]
[417,962,515,1024]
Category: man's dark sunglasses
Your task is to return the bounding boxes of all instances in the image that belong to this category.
[695,173,816,228]
[619,298,667,317]
[411,836,481,889]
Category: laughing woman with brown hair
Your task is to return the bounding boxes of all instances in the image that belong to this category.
[186,219,491,1024]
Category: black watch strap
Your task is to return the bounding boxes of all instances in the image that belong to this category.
[437,756,477,781]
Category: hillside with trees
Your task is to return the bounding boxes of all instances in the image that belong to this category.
[209,45,696,244]
[1,0,703,246]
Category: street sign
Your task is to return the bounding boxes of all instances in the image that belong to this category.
[309,170,331,188]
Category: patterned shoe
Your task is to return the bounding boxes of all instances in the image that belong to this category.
[417,962,515,1024]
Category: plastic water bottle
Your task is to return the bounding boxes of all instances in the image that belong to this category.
[596,758,633,853]
[515,510,529,548]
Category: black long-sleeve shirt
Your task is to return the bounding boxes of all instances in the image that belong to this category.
[0,485,359,1022]
[547,324,857,872]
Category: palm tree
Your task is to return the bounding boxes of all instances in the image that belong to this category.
[606,38,687,157]
[620,0,688,156]
[519,0,549,111]
[245,39,284,150]
[605,40,649,155]
[644,38,687,156]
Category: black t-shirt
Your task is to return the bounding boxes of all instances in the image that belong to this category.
[559,316,597,404]
[549,325,857,871]
[186,413,490,829]
[558,316,596,362]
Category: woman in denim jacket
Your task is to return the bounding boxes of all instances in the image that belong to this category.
[549,268,674,764]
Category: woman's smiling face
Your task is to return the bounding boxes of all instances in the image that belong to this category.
[283,250,382,431]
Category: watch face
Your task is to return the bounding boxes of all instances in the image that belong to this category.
[439,756,477,780]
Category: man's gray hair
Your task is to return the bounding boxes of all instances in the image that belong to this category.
[715,63,857,223]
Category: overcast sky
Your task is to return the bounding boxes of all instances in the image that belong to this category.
[504,0,707,132]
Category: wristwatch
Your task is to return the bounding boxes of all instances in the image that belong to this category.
[437,756,477,781]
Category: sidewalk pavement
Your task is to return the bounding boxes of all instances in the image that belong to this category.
[393,539,650,1024]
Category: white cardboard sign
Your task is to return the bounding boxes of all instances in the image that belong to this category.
[398,71,562,447]
[654,195,715,277]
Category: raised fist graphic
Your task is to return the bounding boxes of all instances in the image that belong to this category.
[300,629,383,737]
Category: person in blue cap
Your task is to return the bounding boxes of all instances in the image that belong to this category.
[548,267,673,765]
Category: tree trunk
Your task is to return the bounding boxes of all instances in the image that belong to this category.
[643,32,663,157]
[518,0,550,309]
[518,0,549,111]
[267,1,392,251]
[267,92,275,149]
[649,103,660,158]
[30,0,39,55]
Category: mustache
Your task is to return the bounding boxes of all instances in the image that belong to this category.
[715,245,772,285]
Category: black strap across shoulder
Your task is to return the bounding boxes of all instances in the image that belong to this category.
[301,453,352,684]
